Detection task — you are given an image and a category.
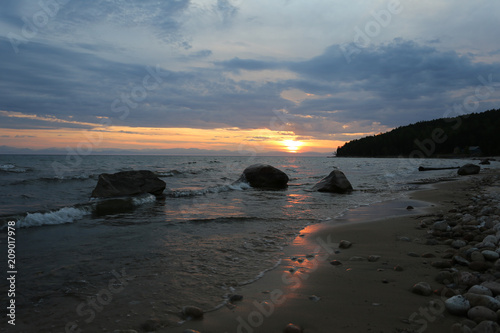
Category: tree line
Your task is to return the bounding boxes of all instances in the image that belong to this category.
[336,108,500,157]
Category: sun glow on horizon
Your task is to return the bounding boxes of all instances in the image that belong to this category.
[282,140,304,153]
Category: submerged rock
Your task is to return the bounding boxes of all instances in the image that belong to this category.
[457,164,480,176]
[91,170,166,198]
[237,164,289,189]
[312,170,353,193]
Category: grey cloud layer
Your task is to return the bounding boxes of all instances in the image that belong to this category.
[1,0,499,139]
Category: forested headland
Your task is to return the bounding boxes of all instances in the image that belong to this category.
[336,109,500,157]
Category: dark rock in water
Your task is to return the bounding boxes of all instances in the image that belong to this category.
[457,164,480,176]
[406,205,414,210]
[94,198,135,216]
[419,166,460,171]
[479,159,491,165]
[237,164,289,189]
[91,170,166,198]
[312,170,353,193]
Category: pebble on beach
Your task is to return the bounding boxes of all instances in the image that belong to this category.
[283,323,303,333]
[445,295,471,316]
[412,282,433,296]
[229,294,244,303]
[471,320,500,332]
[182,306,204,319]
[467,306,497,323]
[339,240,352,249]
[309,295,321,302]
[368,255,381,262]
[394,265,404,271]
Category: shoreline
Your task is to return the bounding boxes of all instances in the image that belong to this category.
[167,170,500,333]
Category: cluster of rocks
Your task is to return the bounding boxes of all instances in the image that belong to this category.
[91,164,354,198]
[90,162,484,199]
[410,174,500,332]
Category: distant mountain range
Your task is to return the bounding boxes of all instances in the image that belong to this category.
[336,108,500,157]
[0,145,328,157]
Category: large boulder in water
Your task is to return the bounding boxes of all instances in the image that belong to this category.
[312,170,353,193]
[91,170,166,198]
[237,164,289,189]
[457,164,480,176]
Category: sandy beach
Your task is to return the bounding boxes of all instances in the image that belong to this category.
[164,169,500,333]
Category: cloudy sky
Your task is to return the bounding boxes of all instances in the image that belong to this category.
[1,0,499,154]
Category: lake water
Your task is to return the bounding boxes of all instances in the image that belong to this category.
[0,154,493,332]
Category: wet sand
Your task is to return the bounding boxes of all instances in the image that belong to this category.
[168,172,498,333]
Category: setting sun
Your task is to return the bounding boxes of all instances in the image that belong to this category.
[283,140,303,153]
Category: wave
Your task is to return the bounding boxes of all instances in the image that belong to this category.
[11,174,97,185]
[156,170,182,177]
[238,259,282,286]
[16,206,91,228]
[0,163,32,173]
[167,181,250,198]
[131,194,157,206]
[13,193,158,228]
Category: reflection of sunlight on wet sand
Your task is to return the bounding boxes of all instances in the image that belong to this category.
[278,223,337,295]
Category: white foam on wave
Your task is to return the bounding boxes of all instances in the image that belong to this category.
[228,182,251,191]
[169,182,250,198]
[16,206,91,228]
[0,163,29,173]
[131,194,157,206]
[238,259,282,286]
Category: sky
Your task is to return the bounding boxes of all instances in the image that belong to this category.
[1,0,499,155]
